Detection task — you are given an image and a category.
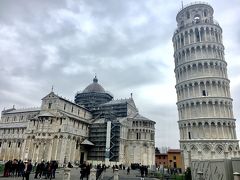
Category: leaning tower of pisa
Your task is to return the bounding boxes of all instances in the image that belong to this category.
[173,2,239,167]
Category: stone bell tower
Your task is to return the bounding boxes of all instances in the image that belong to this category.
[172,2,239,167]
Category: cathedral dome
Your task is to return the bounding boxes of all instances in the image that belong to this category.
[75,76,113,110]
[83,76,105,93]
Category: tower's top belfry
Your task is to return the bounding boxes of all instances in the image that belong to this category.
[175,2,216,30]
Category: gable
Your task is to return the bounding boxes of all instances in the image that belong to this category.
[41,92,59,101]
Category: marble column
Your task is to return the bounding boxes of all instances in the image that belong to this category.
[48,139,53,161]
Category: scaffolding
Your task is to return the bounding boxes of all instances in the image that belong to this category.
[92,102,128,118]
[88,112,120,162]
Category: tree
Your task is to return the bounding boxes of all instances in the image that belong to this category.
[155,147,160,154]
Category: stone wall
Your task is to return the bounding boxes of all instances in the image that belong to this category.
[232,158,240,173]
[191,158,240,180]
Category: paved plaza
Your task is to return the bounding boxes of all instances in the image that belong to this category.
[0,167,159,180]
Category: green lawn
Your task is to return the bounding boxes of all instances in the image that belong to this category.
[170,174,185,180]
[0,164,4,175]
[148,172,185,179]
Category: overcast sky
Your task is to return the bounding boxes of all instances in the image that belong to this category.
[0,0,240,149]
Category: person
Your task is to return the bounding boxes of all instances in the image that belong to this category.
[39,161,45,178]
[144,166,148,177]
[12,159,18,177]
[4,161,10,177]
[96,164,103,179]
[80,162,86,180]
[34,163,41,179]
[140,165,145,180]
[24,160,32,180]
[18,160,25,177]
[127,167,130,175]
[52,161,58,179]
[47,161,53,179]
[112,165,115,173]
[22,161,27,180]
[85,163,91,180]
[44,161,50,179]
[67,162,73,168]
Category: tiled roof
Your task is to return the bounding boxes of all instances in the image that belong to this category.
[0,122,27,128]
[38,111,55,117]
[43,92,90,111]
[156,153,168,156]
[129,113,155,123]
[59,110,91,123]
[4,107,40,114]
[81,139,94,146]
[133,114,150,121]
[168,149,182,153]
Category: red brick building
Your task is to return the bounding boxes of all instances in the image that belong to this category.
[155,153,168,167]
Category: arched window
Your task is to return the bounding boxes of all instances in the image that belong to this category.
[186,11,190,19]
[203,145,210,153]
[215,145,224,154]
[137,132,141,140]
[194,14,201,23]
[195,28,200,42]
[204,10,208,17]
[76,140,79,149]
[191,145,198,152]
[181,21,184,26]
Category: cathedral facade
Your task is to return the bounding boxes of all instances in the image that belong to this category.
[173,2,239,167]
[0,77,155,167]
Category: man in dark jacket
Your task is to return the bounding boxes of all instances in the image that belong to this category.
[24,160,32,180]
[34,163,41,179]
[18,160,25,177]
[52,161,58,179]
[140,165,145,180]
[85,163,91,180]
[80,162,86,180]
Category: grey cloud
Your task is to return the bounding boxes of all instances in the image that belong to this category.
[142,105,179,148]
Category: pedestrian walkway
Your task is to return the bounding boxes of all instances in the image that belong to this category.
[101,168,158,180]
[70,167,158,180]
[0,167,158,180]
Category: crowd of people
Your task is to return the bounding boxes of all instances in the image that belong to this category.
[140,165,148,180]
[79,162,91,180]
[3,159,33,180]
[3,159,25,177]
[34,161,58,179]
[3,160,151,179]
[77,162,106,180]
[2,159,58,180]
